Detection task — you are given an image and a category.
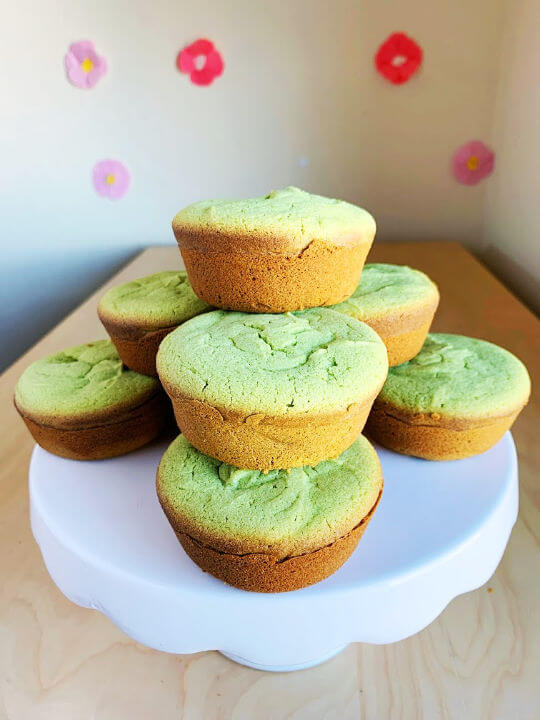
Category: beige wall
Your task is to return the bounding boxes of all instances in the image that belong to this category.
[483,0,540,313]
[1,0,506,248]
[1,0,537,369]
[359,0,505,245]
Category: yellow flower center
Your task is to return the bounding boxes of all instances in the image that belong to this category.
[81,58,94,73]
[105,174,116,185]
[466,155,479,171]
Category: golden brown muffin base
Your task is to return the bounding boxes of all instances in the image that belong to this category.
[366,404,521,460]
[380,320,434,367]
[98,311,178,377]
[107,327,176,377]
[16,392,172,460]
[356,295,439,367]
[178,239,371,313]
[172,491,382,593]
[160,383,380,470]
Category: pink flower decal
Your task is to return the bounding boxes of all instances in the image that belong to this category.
[452,141,495,186]
[176,38,224,86]
[65,40,107,89]
[375,32,422,85]
[92,160,130,200]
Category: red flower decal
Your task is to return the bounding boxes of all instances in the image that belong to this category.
[375,32,422,85]
[176,38,224,86]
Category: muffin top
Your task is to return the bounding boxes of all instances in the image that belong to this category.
[332,264,439,321]
[157,308,388,415]
[172,186,376,254]
[157,434,382,555]
[15,340,160,426]
[378,333,530,420]
[98,271,210,331]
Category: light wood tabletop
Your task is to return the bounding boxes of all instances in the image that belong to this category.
[1,243,538,720]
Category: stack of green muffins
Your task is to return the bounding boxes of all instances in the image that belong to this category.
[15,186,531,594]
[156,187,390,592]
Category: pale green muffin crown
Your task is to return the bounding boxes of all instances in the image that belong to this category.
[158,434,381,554]
[379,333,531,419]
[157,308,388,415]
[332,263,439,320]
[98,270,210,329]
[173,186,375,248]
[15,340,160,422]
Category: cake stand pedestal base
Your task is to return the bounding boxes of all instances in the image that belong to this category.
[220,645,348,672]
[29,433,518,671]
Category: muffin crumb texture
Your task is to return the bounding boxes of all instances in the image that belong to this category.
[173,186,376,253]
[157,308,388,415]
[332,263,439,319]
[15,340,159,421]
[379,333,530,419]
[157,434,382,556]
[98,270,210,329]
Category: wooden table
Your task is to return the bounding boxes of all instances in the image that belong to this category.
[1,243,538,720]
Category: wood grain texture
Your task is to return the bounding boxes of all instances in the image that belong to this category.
[1,243,538,720]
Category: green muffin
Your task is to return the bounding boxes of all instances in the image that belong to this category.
[157,434,383,592]
[366,333,531,460]
[172,186,377,313]
[98,270,211,376]
[156,308,388,469]
[15,340,170,460]
[331,264,439,366]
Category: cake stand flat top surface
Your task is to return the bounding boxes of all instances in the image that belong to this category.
[29,432,517,602]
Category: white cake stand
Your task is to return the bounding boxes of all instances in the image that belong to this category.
[29,433,518,672]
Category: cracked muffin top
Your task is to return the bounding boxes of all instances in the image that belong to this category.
[156,308,388,415]
[15,340,160,425]
[172,186,376,255]
[377,333,530,420]
[98,270,210,331]
[331,264,439,322]
[157,433,383,555]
